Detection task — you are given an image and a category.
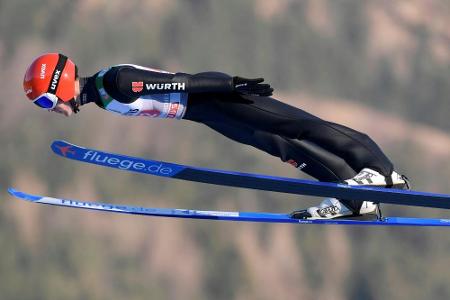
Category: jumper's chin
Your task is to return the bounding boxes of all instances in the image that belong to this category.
[51,102,73,117]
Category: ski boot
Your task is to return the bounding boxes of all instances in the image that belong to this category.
[290,168,410,220]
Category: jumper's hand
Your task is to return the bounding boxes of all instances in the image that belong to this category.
[233,76,273,97]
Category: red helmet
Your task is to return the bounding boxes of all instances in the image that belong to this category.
[23,53,78,106]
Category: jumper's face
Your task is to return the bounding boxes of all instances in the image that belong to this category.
[50,78,80,117]
[51,101,73,116]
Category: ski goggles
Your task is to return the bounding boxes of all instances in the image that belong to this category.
[32,93,59,110]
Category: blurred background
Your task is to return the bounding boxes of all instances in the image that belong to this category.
[1,0,450,299]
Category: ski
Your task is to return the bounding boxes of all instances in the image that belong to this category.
[8,188,450,227]
[51,140,450,210]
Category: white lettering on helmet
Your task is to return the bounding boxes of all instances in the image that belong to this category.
[50,70,61,90]
[40,64,46,79]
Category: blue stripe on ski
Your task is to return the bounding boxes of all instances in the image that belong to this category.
[8,188,450,227]
[51,140,450,210]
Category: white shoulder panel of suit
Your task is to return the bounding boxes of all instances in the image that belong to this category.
[97,65,187,119]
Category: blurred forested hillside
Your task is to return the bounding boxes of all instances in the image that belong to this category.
[1,1,450,299]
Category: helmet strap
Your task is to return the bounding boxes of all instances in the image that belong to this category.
[69,98,80,114]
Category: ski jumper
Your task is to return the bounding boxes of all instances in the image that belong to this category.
[78,65,394,208]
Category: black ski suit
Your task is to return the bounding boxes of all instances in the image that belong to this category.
[78,65,394,210]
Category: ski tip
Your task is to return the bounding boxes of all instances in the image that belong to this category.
[51,140,69,152]
[50,140,83,158]
[7,187,18,196]
[7,187,42,202]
